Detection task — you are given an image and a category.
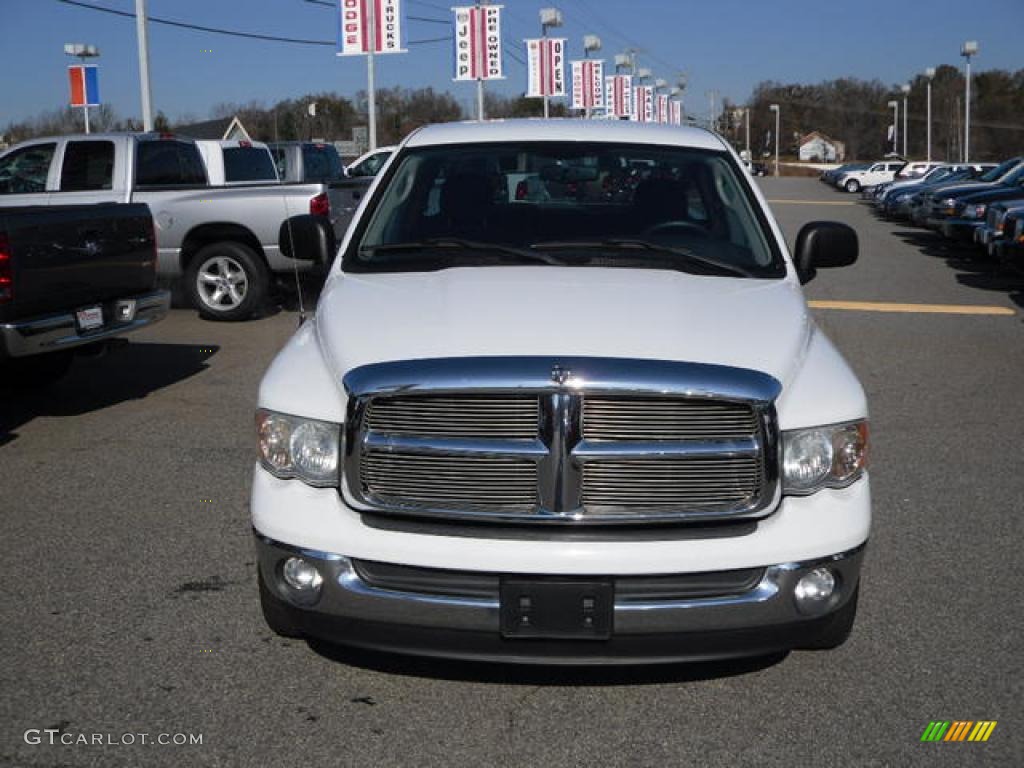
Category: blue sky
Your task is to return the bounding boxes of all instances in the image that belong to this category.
[2,0,1022,126]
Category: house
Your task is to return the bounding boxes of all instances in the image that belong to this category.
[175,115,251,141]
[798,131,845,163]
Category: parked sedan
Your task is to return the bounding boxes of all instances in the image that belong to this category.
[936,177,1024,243]
[994,208,1024,275]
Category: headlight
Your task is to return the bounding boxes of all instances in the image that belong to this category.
[782,420,868,495]
[962,203,987,220]
[256,409,341,487]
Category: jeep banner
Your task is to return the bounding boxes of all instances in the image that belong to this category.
[570,60,604,111]
[605,74,632,118]
[525,38,566,98]
[337,0,405,56]
[453,5,504,81]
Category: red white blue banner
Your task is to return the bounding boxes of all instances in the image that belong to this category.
[453,5,503,81]
[525,38,566,98]
[632,85,654,122]
[570,60,603,110]
[68,65,100,107]
[337,0,405,55]
[604,74,632,118]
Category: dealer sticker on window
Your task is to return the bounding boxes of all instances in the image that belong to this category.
[76,305,104,331]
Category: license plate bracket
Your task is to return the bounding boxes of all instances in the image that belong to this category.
[76,305,104,332]
[500,578,613,640]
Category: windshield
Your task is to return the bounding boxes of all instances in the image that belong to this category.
[348,142,784,278]
[982,158,1022,182]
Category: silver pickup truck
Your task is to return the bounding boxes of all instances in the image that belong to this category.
[0,133,335,320]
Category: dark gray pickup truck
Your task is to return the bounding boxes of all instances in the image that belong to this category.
[0,203,170,384]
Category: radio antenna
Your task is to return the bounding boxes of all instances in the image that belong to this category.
[276,108,306,326]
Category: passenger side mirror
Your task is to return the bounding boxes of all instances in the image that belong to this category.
[793,221,858,284]
[279,214,335,264]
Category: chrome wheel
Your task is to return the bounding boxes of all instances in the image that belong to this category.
[196,255,248,310]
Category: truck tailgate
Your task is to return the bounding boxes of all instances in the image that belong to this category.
[327,178,373,240]
[0,204,156,323]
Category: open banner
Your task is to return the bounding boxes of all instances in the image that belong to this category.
[453,5,503,81]
[525,38,566,98]
[337,0,405,55]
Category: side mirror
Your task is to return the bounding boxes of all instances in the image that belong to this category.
[793,221,858,284]
[279,214,335,264]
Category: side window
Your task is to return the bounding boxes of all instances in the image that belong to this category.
[869,164,883,173]
[222,148,277,182]
[136,141,206,187]
[271,148,289,180]
[0,143,56,194]
[60,141,115,191]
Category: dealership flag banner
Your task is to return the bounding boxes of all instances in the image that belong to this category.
[68,65,100,107]
[633,85,654,122]
[525,38,566,97]
[670,99,683,125]
[337,0,405,55]
[656,94,669,124]
[605,74,632,118]
[570,59,604,110]
[453,5,503,81]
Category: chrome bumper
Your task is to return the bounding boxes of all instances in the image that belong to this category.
[256,532,865,662]
[0,290,170,358]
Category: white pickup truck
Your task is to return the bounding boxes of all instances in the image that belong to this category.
[0,133,335,320]
[252,120,870,664]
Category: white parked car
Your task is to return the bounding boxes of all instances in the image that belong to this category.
[836,160,907,192]
[345,145,396,178]
[252,120,870,663]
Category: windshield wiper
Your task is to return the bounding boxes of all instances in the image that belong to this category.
[531,238,753,277]
[361,237,567,266]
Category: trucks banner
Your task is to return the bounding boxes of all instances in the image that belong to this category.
[605,74,632,118]
[337,0,405,55]
[570,59,604,111]
[525,38,566,98]
[452,5,504,81]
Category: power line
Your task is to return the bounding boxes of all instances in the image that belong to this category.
[57,0,450,46]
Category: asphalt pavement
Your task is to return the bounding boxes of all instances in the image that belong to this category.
[2,178,1021,768]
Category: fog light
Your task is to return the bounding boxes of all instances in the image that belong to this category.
[282,557,322,591]
[795,567,835,604]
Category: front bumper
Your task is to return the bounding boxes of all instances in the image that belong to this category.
[255,533,865,664]
[939,219,982,241]
[0,290,170,358]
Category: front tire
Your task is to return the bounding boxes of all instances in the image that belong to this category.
[844,179,861,193]
[185,241,269,321]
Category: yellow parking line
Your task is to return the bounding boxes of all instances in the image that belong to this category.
[767,199,857,206]
[809,300,1015,316]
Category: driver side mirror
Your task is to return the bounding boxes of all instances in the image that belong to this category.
[793,221,858,284]
[279,214,335,264]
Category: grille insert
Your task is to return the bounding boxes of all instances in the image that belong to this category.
[367,395,539,438]
[583,397,757,441]
[582,457,762,510]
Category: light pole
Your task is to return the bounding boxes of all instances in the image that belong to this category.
[134,0,154,132]
[582,34,601,119]
[887,100,898,155]
[961,40,978,163]
[744,107,751,160]
[769,104,780,177]
[64,43,99,134]
[539,8,563,119]
[924,67,936,163]
[901,83,910,157]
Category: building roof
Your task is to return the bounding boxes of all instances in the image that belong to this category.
[799,131,841,147]
[405,119,728,151]
[175,116,249,141]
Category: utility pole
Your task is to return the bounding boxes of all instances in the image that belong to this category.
[134,0,153,131]
[769,104,780,177]
[901,83,910,157]
[745,107,751,160]
[366,0,377,150]
[925,67,935,163]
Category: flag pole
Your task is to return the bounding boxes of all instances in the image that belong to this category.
[367,0,377,150]
[476,1,485,120]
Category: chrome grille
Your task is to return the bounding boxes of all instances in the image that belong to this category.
[583,397,757,441]
[582,457,762,509]
[343,357,781,525]
[362,453,537,510]
[367,395,539,438]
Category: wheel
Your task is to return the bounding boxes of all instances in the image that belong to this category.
[185,241,269,321]
[1,350,74,389]
[844,179,861,193]
[801,586,859,650]
[258,570,303,638]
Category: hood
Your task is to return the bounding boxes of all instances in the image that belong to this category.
[961,185,1024,205]
[929,181,998,200]
[315,267,812,388]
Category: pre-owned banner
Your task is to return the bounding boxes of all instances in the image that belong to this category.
[525,38,566,97]
[570,59,604,110]
[453,5,503,81]
[604,74,632,118]
[337,0,405,55]
[633,85,654,122]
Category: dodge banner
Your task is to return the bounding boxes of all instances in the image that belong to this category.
[337,0,405,56]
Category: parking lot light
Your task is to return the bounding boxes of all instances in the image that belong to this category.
[900,83,910,158]
[961,41,978,163]
[925,68,936,164]
[769,104,780,177]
